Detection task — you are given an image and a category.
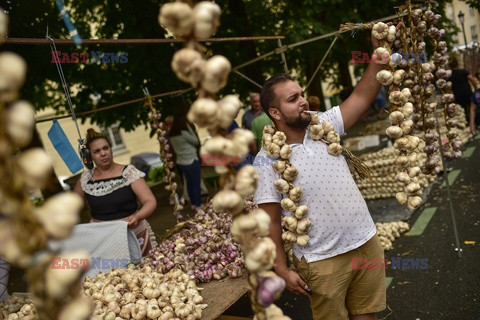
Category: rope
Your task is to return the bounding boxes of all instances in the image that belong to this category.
[304,35,339,91]
[46,34,87,150]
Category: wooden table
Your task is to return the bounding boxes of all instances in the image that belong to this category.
[199,274,250,320]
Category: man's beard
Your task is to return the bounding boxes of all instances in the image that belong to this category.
[283,112,311,129]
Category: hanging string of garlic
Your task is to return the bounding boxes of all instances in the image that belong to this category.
[146,98,185,221]
[372,16,424,211]
[0,9,92,320]
[425,4,465,159]
[159,2,290,319]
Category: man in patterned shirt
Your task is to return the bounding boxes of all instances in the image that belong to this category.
[254,30,395,320]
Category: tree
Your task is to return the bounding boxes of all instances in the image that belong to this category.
[1,0,455,130]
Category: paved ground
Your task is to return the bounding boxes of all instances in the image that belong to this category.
[6,128,480,319]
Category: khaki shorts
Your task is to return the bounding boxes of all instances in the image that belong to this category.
[293,235,386,320]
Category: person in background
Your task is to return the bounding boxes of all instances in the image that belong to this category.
[470,69,480,134]
[374,86,387,119]
[251,111,273,153]
[169,114,202,209]
[450,60,478,121]
[307,95,322,112]
[241,92,263,130]
[73,129,157,256]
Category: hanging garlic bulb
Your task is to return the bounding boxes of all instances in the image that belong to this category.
[192,1,221,39]
[171,48,205,86]
[158,2,194,37]
[201,55,231,93]
[6,100,35,147]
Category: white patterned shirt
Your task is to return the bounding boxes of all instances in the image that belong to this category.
[254,106,376,263]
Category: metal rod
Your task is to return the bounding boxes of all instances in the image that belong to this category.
[305,35,338,91]
[433,109,463,258]
[233,71,262,89]
[35,88,193,123]
[5,36,285,45]
[278,39,289,73]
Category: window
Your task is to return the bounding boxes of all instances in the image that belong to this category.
[471,25,478,41]
[447,5,454,20]
[469,6,474,17]
[452,34,459,44]
[101,124,126,154]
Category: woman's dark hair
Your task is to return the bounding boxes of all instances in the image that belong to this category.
[260,73,294,120]
[169,114,189,137]
[86,128,111,149]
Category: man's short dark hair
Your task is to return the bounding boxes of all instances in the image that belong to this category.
[260,73,294,120]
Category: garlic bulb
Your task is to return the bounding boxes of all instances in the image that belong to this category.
[193,1,221,39]
[16,148,53,190]
[392,69,405,85]
[279,144,292,159]
[58,297,92,320]
[158,2,194,37]
[282,166,298,181]
[217,94,242,129]
[34,192,83,239]
[46,250,90,299]
[372,47,390,64]
[283,216,297,232]
[296,234,310,246]
[274,179,290,194]
[201,55,231,93]
[385,126,403,139]
[171,48,205,86]
[289,187,302,203]
[294,205,308,219]
[0,52,27,102]
[234,165,258,197]
[245,237,276,273]
[212,189,244,215]
[321,121,334,133]
[280,198,297,213]
[372,22,389,40]
[6,100,35,147]
[187,98,218,128]
[272,160,286,173]
[376,70,393,85]
[326,131,340,143]
[327,142,342,156]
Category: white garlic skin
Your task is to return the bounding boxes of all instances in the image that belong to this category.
[201,55,231,93]
[6,100,35,147]
[0,52,27,102]
[34,192,83,239]
[193,1,221,39]
[158,2,194,37]
[16,148,53,189]
[171,48,205,86]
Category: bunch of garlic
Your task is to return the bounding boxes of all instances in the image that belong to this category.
[307,116,343,156]
[159,1,220,39]
[160,1,290,317]
[161,1,229,93]
[142,199,244,283]
[262,125,311,247]
[0,295,32,318]
[0,10,92,320]
[147,105,184,220]
[375,221,409,251]
[3,303,37,320]
[353,146,434,201]
[83,266,207,320]
[373,20,425,211]
[426,9,463,159]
